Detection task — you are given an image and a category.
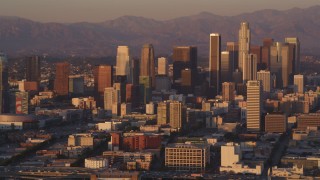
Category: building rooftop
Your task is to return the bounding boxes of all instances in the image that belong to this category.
[0,114,38,122]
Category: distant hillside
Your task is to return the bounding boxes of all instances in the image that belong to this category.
[0,5,320,57]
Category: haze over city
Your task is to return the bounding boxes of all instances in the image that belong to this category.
[0,0,320,22]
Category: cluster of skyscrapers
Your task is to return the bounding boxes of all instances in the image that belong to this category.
[0,21,302,134]
[207,22,301,132]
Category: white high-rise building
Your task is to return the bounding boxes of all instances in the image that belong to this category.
[157,101,170,125]
[221,143,242,167]
[243,53,257,82]
[246,80,262,132]
[294,74,304,94]
[238,22,250,73]
[116,46,131,79]
[257,70,271,93]
[169,101,186,130]
[104,87,120,114]
[158,57,168,76]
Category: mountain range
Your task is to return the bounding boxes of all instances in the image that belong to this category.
[0,5,320,57]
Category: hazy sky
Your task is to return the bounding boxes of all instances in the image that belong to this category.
[1,0,320,23]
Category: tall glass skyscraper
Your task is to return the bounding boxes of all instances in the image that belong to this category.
[209,33,221,96]
[285,37,300,74]
[172,46,197,94]
[270,42,290,88]
[140,44,155,88]
[26,55,41,84]
[243,53,257,82]
[0,53,8,113]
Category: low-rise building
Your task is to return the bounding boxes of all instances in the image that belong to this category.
[297,113,320,130]
[264,114,287,133]
[281,156,319,170]
[220,163,263,175]
[221,142,242,167]
[270,165,303,178]
[85,157,108,169]
[165,142,210,172]
[0,114,38,130]
[68,133,94,147]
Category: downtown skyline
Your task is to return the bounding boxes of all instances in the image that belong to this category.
[1,0,320,177]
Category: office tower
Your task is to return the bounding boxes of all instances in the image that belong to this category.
[104,87,113,114]
[238,22,250,72]
[155,76,171,91]
[120,103,131,117]
[257,70,271,93]
[140,44,155,88]
[236,83,247,96]
[172,46,197,93]
[180,68,192,94]
[288,43,295,81]
[113,82,126,103]
[125,84,134,104]
[270,42,283,88]
[130,58,139,85]
[116,46,131,81]
[169,101,186,130]
[222,82,235,102]
[246,80,262,132]
[104,87,120,115]
[232,69,242,85]
[221,51,233,83]
[157,101,170,125]
[294,74,304,94]
[126,84,139,108]
[281,44,292,87]
[243,53,257,82]
[221,143,241,167]
[285,37,300,74]
[209,33,221,96]
[250,45,263,70]
[0,53,8,113]
[54,62,70,96]
[265,114,287,133]
[139,76,152,104]
[26,55,41,84]
[158,57,168,75]
[165,143,210,172]
[94,65,113,107]
[226,42,239,72]
[270,42,290,88]
[261,38,274,70]
[69,75,84,94]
